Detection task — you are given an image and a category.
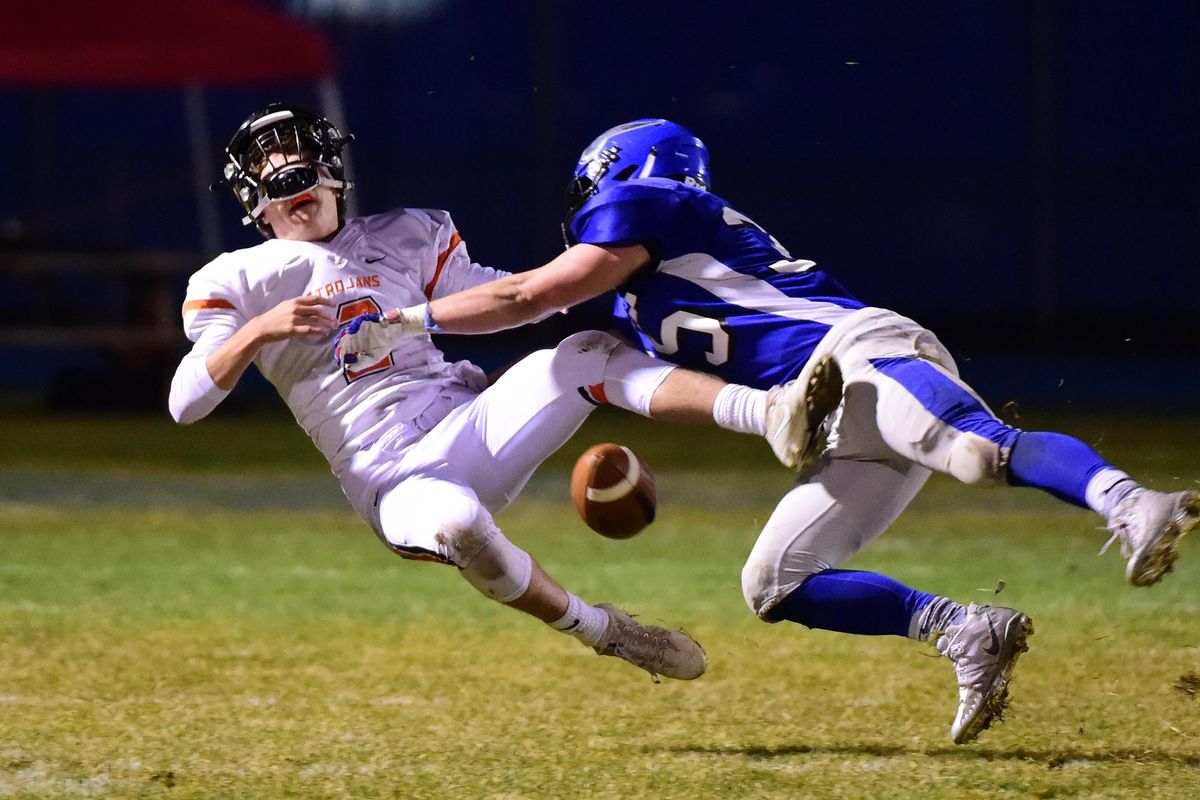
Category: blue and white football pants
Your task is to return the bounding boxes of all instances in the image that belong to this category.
[743,308,1020,618]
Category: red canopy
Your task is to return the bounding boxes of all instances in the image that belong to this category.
[0,0,331,87]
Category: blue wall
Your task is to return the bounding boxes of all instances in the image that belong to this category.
[1,2,1196,408]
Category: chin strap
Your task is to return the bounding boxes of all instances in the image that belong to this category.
[242,176,348,226]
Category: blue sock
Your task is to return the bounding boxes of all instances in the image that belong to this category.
[1007,431,1113,509]
[767,569,937,637]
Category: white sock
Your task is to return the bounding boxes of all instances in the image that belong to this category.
[549,593,609,647]
[713,384,767,436]
[1085,468,1139,518]
[909,596,967,642]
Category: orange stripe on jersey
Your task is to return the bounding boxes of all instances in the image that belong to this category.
[587,382,608,404]
[182,298,236,316]
[423,231,464,299]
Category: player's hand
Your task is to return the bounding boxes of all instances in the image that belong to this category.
[333,305,434,368]
[333,312,394,367]
[252,294,336,343]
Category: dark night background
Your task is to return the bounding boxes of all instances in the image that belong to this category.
[1,1,1196,414]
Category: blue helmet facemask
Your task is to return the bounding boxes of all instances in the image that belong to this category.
[563,118,710,245]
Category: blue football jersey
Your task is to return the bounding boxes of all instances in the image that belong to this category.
[569,179,864,388]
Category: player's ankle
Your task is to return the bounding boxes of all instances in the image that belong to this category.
[714,384,767,435]
[910,596,966,642]
[548,593,609,647]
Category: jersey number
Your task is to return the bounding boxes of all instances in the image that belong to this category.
[624,293,730,366]
[337,297,393,382]
[615,207,798,368]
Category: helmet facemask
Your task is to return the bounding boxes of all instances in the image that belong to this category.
[563,144,622,230]
[217,106,353,238]
[561,119,710,247]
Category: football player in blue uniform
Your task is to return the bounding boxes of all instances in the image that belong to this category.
[336,119,1199,744]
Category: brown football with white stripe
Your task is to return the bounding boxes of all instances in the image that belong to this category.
[570,443,657,539]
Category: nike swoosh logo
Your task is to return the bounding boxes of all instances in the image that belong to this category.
[982,616,1001,656]
[364,256,385,263]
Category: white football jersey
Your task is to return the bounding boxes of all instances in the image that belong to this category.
[173,207,509,479]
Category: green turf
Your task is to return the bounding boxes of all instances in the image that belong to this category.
[2,410,1199,798]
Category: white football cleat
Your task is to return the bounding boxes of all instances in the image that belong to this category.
[1102,488,1200,587]
[935,603,1033,745]
[592,604,707,681]
[764,354,843,470]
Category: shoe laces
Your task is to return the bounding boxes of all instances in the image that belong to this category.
[1098,527,1130,559]
[933,603,981,662]
[597,608,677,679]
[935,605,1000,687]
[936,626,971,666]
[1098,488,1148,558]
[611,619,672,666]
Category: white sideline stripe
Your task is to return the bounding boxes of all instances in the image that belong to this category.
[659,253,854,324]
[586,446,641,502]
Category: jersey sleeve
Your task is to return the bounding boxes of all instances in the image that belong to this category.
[419,210,512,300]
[168,258,248,424]
[180,259,250,345]
[570,181,689,252]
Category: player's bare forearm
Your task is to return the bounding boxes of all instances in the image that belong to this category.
[428,244,650,334]
[334,244,650,367]
[426,273,565,334]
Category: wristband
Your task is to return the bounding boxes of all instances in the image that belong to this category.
[424,304,443,334]
[382,304,434,337]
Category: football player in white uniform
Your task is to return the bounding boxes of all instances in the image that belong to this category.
[337,118,1199,743]
[170,105,813,683]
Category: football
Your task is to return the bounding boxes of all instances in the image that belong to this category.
[570,443,657,539]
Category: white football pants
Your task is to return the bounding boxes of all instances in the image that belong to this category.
[348,331,673,571]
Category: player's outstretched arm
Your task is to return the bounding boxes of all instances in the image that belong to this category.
[427,243,649,334]
[170,295,335,424]
[333,244,650,367]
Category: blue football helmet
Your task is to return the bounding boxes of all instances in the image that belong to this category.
[563,119,710,234]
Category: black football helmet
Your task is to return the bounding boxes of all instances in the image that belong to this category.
[215,103,353,237]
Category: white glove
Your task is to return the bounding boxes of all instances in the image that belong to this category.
[333,304,432,367]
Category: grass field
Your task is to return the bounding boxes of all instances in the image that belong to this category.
[2,408,1199,799]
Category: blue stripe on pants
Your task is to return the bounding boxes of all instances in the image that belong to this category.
[869,356,1020,448]
[870,357,1110,508]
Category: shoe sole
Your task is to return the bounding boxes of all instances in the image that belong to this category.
[783,354,844,471]
[1127,489,1200,587]
[953,613,1034,745]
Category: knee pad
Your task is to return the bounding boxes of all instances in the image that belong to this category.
[555,331,622,378]
[741,558,778,620]
[378,483,531,599]
[558,329,623,356]
[741,549,827,621]
[945,430,1007,485]
[537,330,623,404]
[459,529,533,604]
